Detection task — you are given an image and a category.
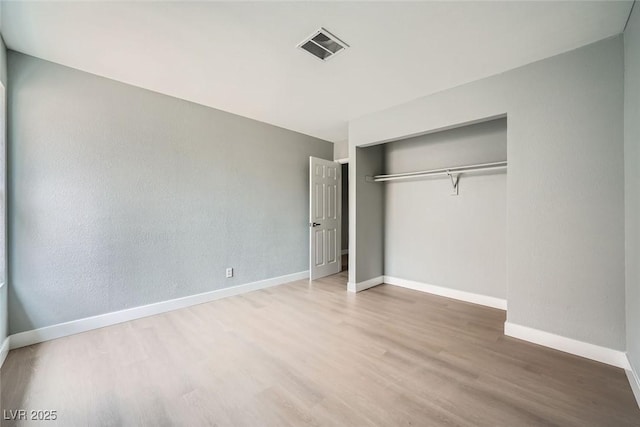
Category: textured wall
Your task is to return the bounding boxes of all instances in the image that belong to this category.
[7,52,332,334]
[625,4,640,375]
[384,119,507,299]
[350,36,625,350]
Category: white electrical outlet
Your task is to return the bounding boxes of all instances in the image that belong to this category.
[226,268,233,278]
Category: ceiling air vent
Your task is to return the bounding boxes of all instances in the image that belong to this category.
[298,28,349,62]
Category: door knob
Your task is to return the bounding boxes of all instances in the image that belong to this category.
[311,222,321,227]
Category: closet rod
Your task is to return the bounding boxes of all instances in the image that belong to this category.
[370,161,507,183]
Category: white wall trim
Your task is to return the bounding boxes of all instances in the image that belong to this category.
[335,158,349,164]
[504,322,630,369]
[0,336,9,369]
[347,276,383,293]
[8,270,309,350]
[384,276,507,310]
[341,249,349,255]
[626,357,640,409]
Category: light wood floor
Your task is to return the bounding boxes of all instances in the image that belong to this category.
[2,271,639,426]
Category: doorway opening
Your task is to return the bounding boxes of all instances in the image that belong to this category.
[341,162,348,272]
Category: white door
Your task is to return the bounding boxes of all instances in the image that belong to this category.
[310,157,341,280]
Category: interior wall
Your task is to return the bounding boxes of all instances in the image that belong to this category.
[350,145,384,285]
[7,52,333,334]
[350,36,625,351]
[0,36,6,346]
[341,163,348,252]
[0,36,6,86]
[334,139,348,161]
[625,3,640,375]
[384,118,507,299]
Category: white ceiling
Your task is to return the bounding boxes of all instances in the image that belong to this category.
[1,1,633,142]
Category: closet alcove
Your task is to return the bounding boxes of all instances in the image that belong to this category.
[356,117,507,305]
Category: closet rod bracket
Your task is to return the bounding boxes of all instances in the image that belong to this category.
[447,171,459,196]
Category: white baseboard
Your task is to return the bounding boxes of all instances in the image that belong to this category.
[626,357,640,409]
[0,336,9,369]
[9,270,309,350]
[383,276,507,310]
[504,322,629,369]
[341,249,349,255]
[347,276,383,293]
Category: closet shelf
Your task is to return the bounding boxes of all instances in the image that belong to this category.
[366,160,507,195]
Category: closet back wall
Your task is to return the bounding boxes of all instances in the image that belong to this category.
[384,119,507,299]
[7,52,332,334]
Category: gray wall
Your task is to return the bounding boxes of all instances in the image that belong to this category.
[625,4,640,375]
[0,35,6,345]
[384,119,507,299]
[341,163,348,252]
[0,36,6,87]
[7,52,332,334]
[350,145,384,284]
[350,36,625,350]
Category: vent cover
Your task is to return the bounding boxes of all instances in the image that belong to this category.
[298,28,349,61]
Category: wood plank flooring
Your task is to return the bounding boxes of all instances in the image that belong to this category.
[2,271,639,426]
